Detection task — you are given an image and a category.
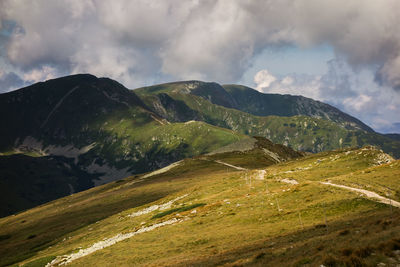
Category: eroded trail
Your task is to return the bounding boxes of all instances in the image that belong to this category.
[321,181,400,208]
[46,219,183,266]
[214,160,247,170]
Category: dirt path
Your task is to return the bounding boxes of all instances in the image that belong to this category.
[46,218,182,266]
[127,194,188,218]
[124,161,182,187]
[214,160,247,170]
[321,181,400,208]
[141,160,182,179]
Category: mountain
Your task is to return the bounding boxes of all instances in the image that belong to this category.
[0,75,245,216]
[222,84,374,132]
[0,154,96,217]
[1,145,398,267]
[385,133,400,142]
[136,81,373,132]
[1,75,400,266]
[1,74,400,217]
[136,81,400,157]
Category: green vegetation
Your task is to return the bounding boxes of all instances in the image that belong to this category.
[0,154,95,217]
[151,203,205,219]
[222,84,373,132]
[21,256,56,267]
[137,81,400,157]
[0,75,246,216]
[1,75,400,218]
[1,145,399,266]
[1,76,400,266]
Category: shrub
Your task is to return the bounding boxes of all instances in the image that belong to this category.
[295,257,312,266]
[27,234,36,240]
[254,252,266,260]
[321,255,340,267]
[342,255,363,267]
[341,248,353,256]
[0,234,11,241]
[354,247,373,258]
[338,229,350,236]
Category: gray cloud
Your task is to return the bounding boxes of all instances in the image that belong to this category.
[1,0,399,88]
[0,0,400,132]
[0,2,397,86]
[254,58,400,133]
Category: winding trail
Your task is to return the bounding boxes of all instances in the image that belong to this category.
[214,160,247,170]
[127,194,188,218]
[46,218,182,266]
[321,181,400,208]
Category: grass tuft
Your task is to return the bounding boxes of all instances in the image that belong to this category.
[22,256,56,267]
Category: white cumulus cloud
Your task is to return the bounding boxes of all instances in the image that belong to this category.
[254,70,277,92]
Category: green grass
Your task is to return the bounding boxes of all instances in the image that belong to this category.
[137,86,400,157]
[151,203,206,219]
[1,147,399,267]
[21,256,56,267]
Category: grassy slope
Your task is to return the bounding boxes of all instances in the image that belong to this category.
[137,88,400,158]
[0,74,244,174]
[222,84,374,132]
[0,116,243,217]
[206,136,303,169]
[0,154,96,217]
[2,147,400,267]
[0,75,247,217]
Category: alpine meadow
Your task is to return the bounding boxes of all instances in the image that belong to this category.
[1,1,400,267]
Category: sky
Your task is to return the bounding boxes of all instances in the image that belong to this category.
[0,0,399,133]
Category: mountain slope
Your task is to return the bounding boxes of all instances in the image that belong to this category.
[223,84,374,132]
[0,154,96,217]
[0,75,244,175]
[1,146,399,267]
[136,82,400,158]
[136,81,373,132]
[1,75,399,217]
[0,75,246,216]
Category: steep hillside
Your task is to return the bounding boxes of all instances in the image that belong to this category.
[136,83,400,158]
[1,146,399,267]
[0,154,96,217]
[136,81,373,132]
[223,84,374,132]
[0,75,245,216]
[385,133,400,142]
[0,75,245,177]
[207,136,303,169]
[1,75,399,217]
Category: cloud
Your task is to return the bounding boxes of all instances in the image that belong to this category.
[1,0,400,132]
[0,0,399,89]
[343,94,373,112]
[23,65,57,83]
[254,70,276,92]
[254,58,400,133]
[254,70,322,100]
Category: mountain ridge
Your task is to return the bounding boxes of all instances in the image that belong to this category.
[136,80,374,132]
[136,80,400,157]
[1,74,400,217]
